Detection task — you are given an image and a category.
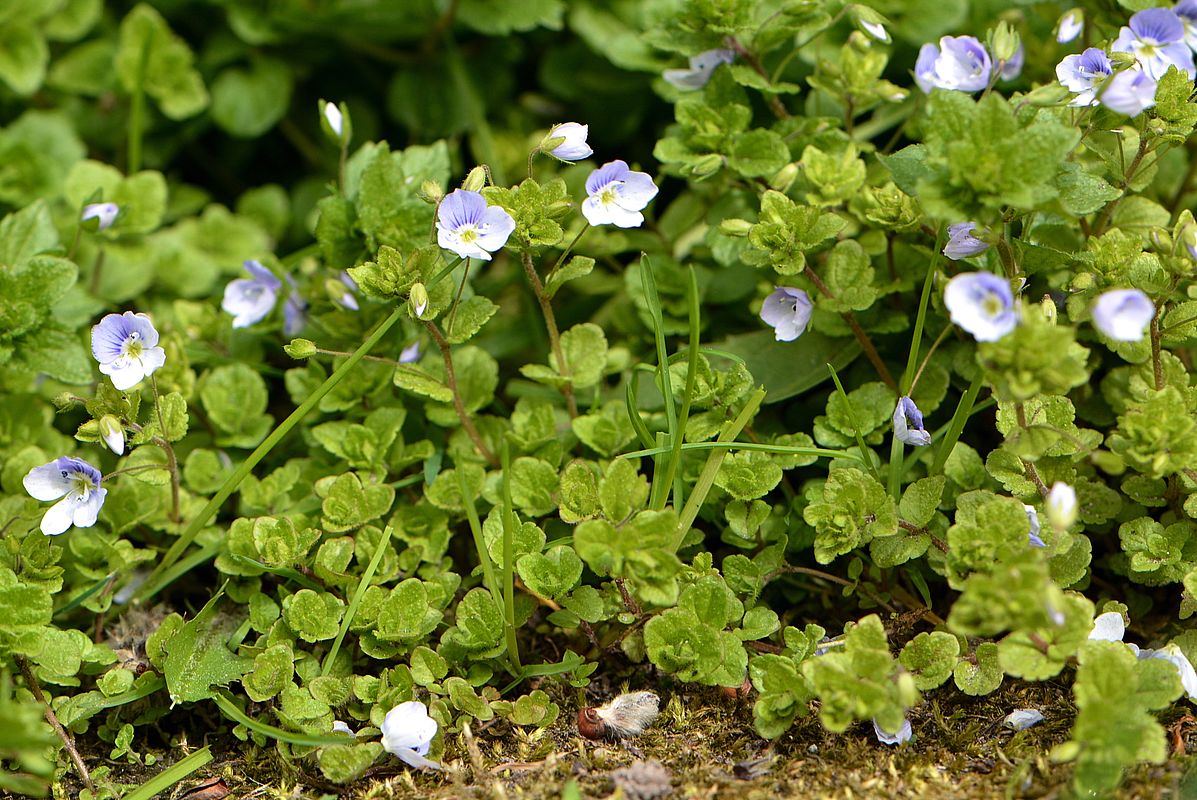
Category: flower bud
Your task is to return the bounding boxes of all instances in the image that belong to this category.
[719,219,754,237]
[1040,294,1057,324]
[688,153,724,178]
[1045,482,1077,531]
[769,163,800,192]
[81,202,120,231]
[409,283,429,319]
[850,5,890,43]
[284,338,317,359]
[98,415,125,456]
[988,22,1021,69]
[1055,9,1083,44]
[318,99,351,144]
[462,166,488,192]
[419,180,444,204]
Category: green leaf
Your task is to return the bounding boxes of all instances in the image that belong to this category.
[162,593,251,704]
[211,57,293,138]
[445,295,499,344]
[899,476,945,528]
[115,4,208,120]
[728,129,790,178]
[282,589,345,643]
[803,468,898,563]
[544,256,594,299]
[953,642,1003,696]
[243,644,294,702]
[375,579,443,642]
[899,632,960,690]
[199,364,273,448]
[0,20,47,95]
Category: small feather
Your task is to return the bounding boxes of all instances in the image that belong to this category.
[594,691,660,737]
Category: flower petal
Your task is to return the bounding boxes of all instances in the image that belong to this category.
[23,462,73,501]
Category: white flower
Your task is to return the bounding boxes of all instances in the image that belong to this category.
[1046,482,1077,531]
[581,160,659,228]
[90,311,167,390]
[943,271,1018,342]
[332,720,354,736]
[82,202,119,231]
[1139,644,1197,701]
[1057,10,1084,43]
[759,286,813,342]
[1092,288,1154,341]
[98,415,125,456]
[1112,8,1195,80]
[872,718,912,745]
[663,48,736,90]
[1003,709,1045,730]
[23,457,107,536]
[1089,611,1126,642]
[545,122,592,161]
[1100,68,1158,117]
[436,189,516,261]
[399,342,421,363]
[381,701,440,770]
[323,102,343,137]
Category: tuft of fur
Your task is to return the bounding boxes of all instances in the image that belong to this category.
[594,690,660,738]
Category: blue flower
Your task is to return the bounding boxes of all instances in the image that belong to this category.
[943,222,989,260]
[399,342,421,363]
[282,275,308,336]
[334,271,360,311]
[545,122,593,161]
[1177,0,1197,51]
[1057,10,1084,43]
[222,260,281,328]
[23,457,107,536]
[759,286,813,342]
[1056,48,1113,107]
[893,396,932,447]
[1100,68,1158,117]
[943,271,1018,342]
[91,311,167,390]
[81,202,119,231]
[582,160,659,228]
[872,718,912,746]
[1092,288,1154,341]
[1024,504,1046,548]
[663,48,736,91]
[436,189,516,261]
[1113,8,1194,79]
[914,36,992,93]
[1000,44,1025,81]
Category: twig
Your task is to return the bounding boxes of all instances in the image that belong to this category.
[804,266,898,391]
[521,250,578,418]
[423,320,499,467]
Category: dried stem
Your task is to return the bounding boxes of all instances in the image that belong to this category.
[423,320,500,467]
[805,266,898,391]
[520,250,578,418]
[16,655,95,793]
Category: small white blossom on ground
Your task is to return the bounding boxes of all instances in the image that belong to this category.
[81,202,119,231]
[91,311,167,390]
[23,457,107,536]
[582,160,659,228]
[545,122,592,161]
[1139,644,1197,700]
[1093,288,1154,341]
[1004,709,1045,730]
[332,720,354,736]
[381,700,440,770]
[943,271,1018,342]
[222,260,281,329]
[98,415,125,456]
[1089,611,1127,642]
[872,718,912,745]
[663,48,736,90]
[399,342,421,363]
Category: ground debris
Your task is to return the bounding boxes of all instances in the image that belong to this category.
[611,759,672,800]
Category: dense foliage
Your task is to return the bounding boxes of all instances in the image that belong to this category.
[4,0,1197,797]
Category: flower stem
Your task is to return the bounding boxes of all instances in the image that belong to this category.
[805,266,897,392]
[137,306,407,601]
[1093,134,1151,236]
[423,319,500,467]
[16,655,94,793]
[521,249,578,418]
[499,439,522,672]
[1151,307,1165,391]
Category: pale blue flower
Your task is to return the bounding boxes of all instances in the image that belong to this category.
[1056,49,1113,107]
[1000,45,1025,81]
[23,457,107,536]
[582,160,658,228]
[1092,288,1154,341]
[1177,0,1197,51]
[1057,10,1084,44]
[81,202,119,231]
[335,272,360,311]
[436,189,516,261]
[546,122,592,161]
[1004,709,1045,730]
[1100,68,1158,116]
[915,36,992,93]
[91,311,167,390]
[1113,8,1195,79]
[283,276,308,336]
[381,701,440,770]
[1024,504,1046,548]
[1089,611,1126,642]
[943,222,989,260]
[399,342,421,363]
[872,718,912,745]
[663,48,736,90]
[893,396,932,446]
[759,286,813,342]
[943,271,1018,342]
[222,260,281,328]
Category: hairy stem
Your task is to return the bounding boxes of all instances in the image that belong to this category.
[16,655,94,793]
[805,266,898,391]
[1151,307,1165,391]
[424,320,499,467]
[521,249,578,418]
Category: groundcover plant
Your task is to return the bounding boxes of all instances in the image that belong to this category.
[7,0,1197,797]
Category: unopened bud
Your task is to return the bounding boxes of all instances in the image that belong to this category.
[318,99,351,144]
[1040,295,1057,324]
[989,22,1020,67]
[420,180,444,204]
[719,219,754,237]
[81,202,120,231]
[689,154,724,178]
[409,283,429,319]
[770,163,800,192]
[1045,482,1077,531]
[851,5,890,43]
[462,166,488,192]
[98,415,125,456]
[284,338,317,359]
